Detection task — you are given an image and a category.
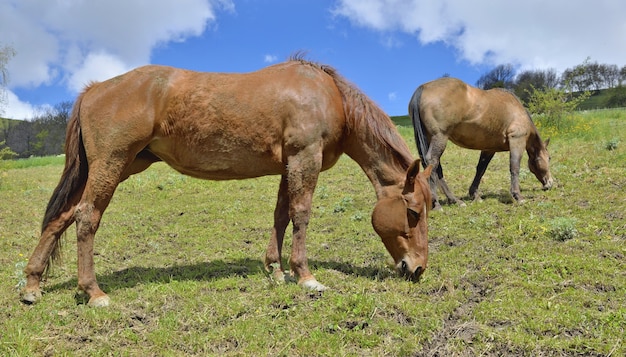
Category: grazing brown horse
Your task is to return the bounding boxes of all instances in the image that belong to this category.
[21,57,433,306]
[409,77,553,210]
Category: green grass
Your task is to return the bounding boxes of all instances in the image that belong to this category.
[1,110,625,355]
[0,155,65,170]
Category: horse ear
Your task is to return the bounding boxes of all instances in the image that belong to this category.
[405,159,421,187]
[544,138,550,147]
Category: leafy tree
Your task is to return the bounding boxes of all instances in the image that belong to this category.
[2,101,72,157]
[514,68,558,105]
[476,64,515,90]
[29,101,72,156]
[601,64,620,88]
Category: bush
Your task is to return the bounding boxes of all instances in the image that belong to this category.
[0,141,17,160]
[526,85,590,131]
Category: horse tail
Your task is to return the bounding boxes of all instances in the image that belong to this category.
[41,85,91,265]
[409,86,429,168]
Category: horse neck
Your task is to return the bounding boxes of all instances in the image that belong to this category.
[343,130,413,200]
[525,129,545,158]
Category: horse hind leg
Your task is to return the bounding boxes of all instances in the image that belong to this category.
[74,157,137,307]
[265,175,290,283]
[21,197,81,304]
[435,164,465,207]
[469,151,495,201]
[425,134,464,209]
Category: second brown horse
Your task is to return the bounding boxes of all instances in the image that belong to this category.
[410,77,553,210]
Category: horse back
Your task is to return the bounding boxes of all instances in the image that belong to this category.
[76,63,347,179]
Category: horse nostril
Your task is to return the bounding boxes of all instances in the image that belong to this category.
[413,266,424,282]
[401,260,408,274]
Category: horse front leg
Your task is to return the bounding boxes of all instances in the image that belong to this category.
[469,151,495,200]
[509,149,524,202]
[286,149,326,291]
[265,175,290,283]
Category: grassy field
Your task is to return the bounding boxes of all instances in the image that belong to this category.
[1,110,624,356]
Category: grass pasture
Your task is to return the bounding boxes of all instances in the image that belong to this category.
[1,110,625,356]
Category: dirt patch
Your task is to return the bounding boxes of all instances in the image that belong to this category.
[413,278,510,356]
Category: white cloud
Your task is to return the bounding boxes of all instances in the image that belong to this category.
[333,0,626,71]
[3,89,37,120]
[388,92,397,101]
[0,0,233,93]
[264,54,278,63]
[67,52,132,93]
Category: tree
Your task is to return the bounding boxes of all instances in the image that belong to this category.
[600,64,620,89]
[29,101,73,156]
[0,44,16,116]
[476,64,515,90]
[561,59,594,92]
[514,68,558,105]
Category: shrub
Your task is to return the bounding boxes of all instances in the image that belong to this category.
[547,217,578,241]
[605,138,619,151]
[0,140,17,160]
[526,85,590,132]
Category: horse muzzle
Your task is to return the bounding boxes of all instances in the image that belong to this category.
[542,177,554,190]
[398,260,425,283]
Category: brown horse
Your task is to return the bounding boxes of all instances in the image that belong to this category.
[21,57,433,306]
[409,77,553,210]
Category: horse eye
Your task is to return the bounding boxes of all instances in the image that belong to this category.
[408,209,419,220]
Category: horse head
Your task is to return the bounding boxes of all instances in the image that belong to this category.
[528,138,554,190]
[371,160,433,282]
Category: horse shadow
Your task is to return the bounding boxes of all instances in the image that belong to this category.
[44,258,396,303]
[454,188,539,206]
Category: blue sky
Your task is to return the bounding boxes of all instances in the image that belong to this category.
[2,0,625,119]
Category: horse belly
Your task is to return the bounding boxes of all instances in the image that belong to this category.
[449,123,509,152]
[148,137,285,180]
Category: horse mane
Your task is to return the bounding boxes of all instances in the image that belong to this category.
[288,54,413,171]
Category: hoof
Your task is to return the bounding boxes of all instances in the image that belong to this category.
[300,279,328,292]
[20,290,42,305]
[271,269,286,284]
[88,295,111,307]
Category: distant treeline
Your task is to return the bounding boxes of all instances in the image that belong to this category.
[1,101,71,159]
[474,59,626,108]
